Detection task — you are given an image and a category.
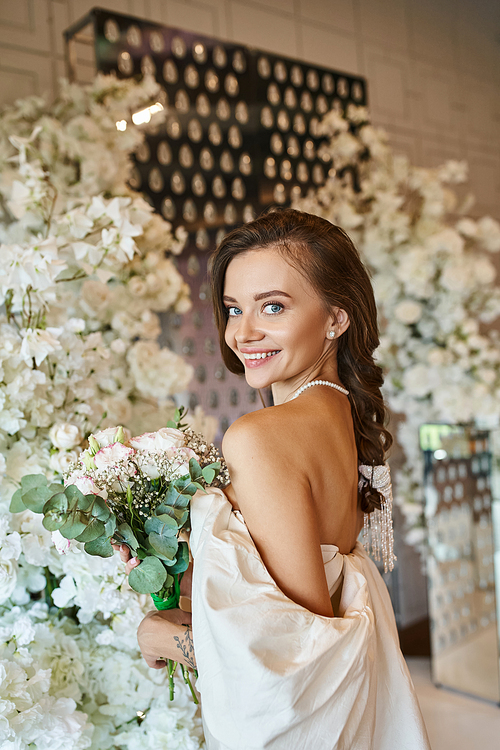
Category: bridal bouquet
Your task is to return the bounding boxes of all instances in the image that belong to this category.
[10,409,229,701]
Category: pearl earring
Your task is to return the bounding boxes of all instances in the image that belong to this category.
[328,331,335,339]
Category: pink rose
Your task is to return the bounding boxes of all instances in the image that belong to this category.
[65,473,108,500]
[94,443,135,470]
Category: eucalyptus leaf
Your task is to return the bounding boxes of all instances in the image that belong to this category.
[116,522,139,552]
[148,532,178,560]
[90,496,110,521]
[43,492,68,514]
[188,458,203,480]
[128,556,167,594]
[64,484,86,510]
[42,513,65,532]
[20,474,47,492]
[201,467,216,484]
[23,485,57,514]
[168,541,190,575]
[42,486,68,531]
[84,536,114,557]
[174,494,191,509]
[75,517,106,542]
[104,515,116,537]
[59,512,87,539]
[144,514,178,537]
[9,489,25,513]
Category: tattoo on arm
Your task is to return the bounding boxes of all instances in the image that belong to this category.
[174,626,196,670]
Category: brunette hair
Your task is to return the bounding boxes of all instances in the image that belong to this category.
[210,208,392,513]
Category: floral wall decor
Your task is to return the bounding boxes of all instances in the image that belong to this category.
[296,104,500,553]
[0,74,207,748]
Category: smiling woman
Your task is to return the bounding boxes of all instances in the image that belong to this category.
[183,208,431,749]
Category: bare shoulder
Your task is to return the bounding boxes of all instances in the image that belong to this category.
[222,402,302,463]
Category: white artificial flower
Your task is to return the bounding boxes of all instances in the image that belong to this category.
[437,160,468,184]
[51,575,78,609]
[476,216,500,252]
[473,257,496,285]
[49,423,82,450]
[394,300,423,325]
[20,327,62,366]
[50,450,79,474]
[127,341,193,400]
[110,337,127,355]
[0,557,18,604]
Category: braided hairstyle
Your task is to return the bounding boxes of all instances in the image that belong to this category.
[210,208,392,513]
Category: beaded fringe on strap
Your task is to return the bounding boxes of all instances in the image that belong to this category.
[358,463,396,573]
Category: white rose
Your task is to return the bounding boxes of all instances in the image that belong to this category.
[110,338,127,354]
[129,427,185,452]
[0,557,18,604]
[92,426,132,447]
[154,427,185,450]
[49,450,79,474]
[81,279,110,314]
[49,423,82,450]
[394,300,423,325]
[128,276,147,296]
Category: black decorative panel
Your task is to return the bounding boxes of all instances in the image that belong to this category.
[64,8,368,440]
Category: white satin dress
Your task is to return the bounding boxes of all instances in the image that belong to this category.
[190,488,431,750]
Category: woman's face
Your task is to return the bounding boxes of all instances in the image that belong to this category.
[223,247,337,396]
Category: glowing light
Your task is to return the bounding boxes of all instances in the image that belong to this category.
[132,101,164,125]
[434,449,447,460]
[116,102,164,130]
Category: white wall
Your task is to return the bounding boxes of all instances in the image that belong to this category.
[1,0,499,626]
[1,0,499,218]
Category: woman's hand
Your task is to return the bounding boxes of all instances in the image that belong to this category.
[110,541,195,669]
[111,542,140,575]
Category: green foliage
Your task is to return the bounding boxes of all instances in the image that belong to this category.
[128,555,167,594]
[13,441,223,606]
[84,536,114,557]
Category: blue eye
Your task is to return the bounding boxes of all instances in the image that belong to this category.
[264,302,283,314]
[227,306,242,317]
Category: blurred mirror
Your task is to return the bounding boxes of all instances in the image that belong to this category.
[421,424,500,703]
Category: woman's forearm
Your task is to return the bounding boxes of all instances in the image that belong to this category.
[137,608,196,669]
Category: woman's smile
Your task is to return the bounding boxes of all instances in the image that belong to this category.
[240,349,282,367]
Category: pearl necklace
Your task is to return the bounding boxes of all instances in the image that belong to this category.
[291,379,349,400]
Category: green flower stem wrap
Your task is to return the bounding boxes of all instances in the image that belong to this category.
[151,573,182,610]
[150,573,198,704]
